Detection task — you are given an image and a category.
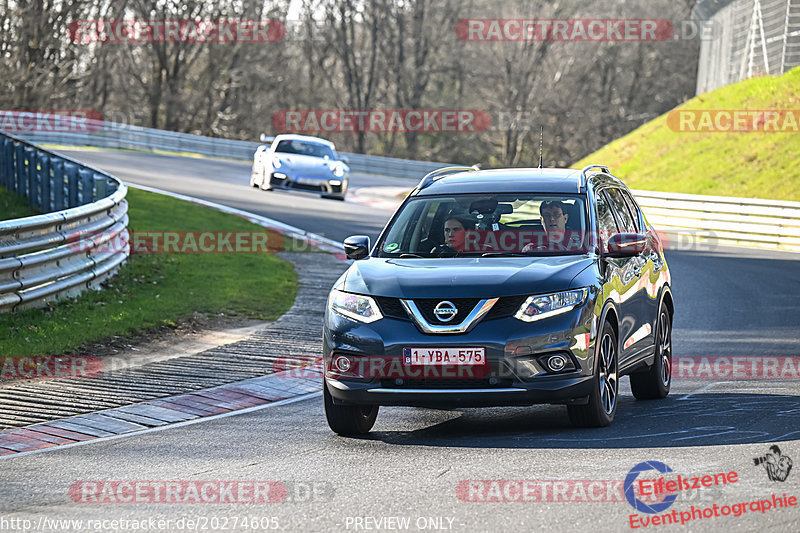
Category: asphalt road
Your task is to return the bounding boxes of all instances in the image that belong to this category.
[1,148,798,532]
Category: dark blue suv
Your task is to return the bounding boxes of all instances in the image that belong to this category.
[323,165,674,434]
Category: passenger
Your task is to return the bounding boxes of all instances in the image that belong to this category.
[522,200,570,252]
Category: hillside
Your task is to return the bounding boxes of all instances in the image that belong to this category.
[574,67,800,201]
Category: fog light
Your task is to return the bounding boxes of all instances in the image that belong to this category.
[334,355,351,372]
[547,354,568,372]
[394,378,404,385]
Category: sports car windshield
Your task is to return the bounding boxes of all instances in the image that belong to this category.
[377,193,590,257]
[274,140,336,159]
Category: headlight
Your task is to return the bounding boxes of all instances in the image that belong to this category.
[332,163,345,177]
[329,289,382,323]
[272,156,283,169]
[514,288,587,322]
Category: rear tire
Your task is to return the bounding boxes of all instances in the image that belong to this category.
[324,380,378,435]
[568,321,618,427]
[630,308,672,400]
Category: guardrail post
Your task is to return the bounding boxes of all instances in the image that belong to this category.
[14,143,24,195]
[51,158,65,211]
[93,173,107,201]
[78,167,93,205]
[39,154,52,212]
[0,137,11,188]
[25,147,37,207]
[65,161,79,207]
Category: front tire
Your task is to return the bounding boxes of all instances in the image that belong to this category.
[568,321,618,427]
[259,168,272,191]
[630,308,672,400]
[323,380,378,435]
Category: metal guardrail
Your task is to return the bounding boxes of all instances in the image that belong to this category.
[633,189,800,252]
[6,113,451,178]
[0,132,129,313]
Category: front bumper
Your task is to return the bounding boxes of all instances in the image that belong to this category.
[323,301,597,408]
[326,374,594,407]
[270,172,347,196]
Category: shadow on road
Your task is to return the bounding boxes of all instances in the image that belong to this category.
[364,393,800,448]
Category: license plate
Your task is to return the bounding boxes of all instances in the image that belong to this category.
[403,347,486,366]
[296,177,320,185]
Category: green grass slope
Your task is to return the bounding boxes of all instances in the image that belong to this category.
[575,67,800,201]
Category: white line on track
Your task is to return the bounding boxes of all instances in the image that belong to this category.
[1,392,321,460]
[677,381,721,400]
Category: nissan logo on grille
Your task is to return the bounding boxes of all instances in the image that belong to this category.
[433,301,458,322]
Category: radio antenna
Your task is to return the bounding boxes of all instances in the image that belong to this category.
[538,126,544,168]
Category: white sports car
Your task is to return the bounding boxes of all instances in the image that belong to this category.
[250,134,349,200]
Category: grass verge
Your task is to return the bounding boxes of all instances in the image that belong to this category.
[574,67,800,201]
[0,187,300,356]
[0,186,39,220]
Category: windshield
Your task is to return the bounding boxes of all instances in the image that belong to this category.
[274,140,336,159]
[377,193,590,257]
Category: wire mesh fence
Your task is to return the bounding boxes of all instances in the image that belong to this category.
[694,0,800,93]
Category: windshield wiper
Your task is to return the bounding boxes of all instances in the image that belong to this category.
[480,252,528,257]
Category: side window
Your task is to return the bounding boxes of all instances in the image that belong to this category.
[619,189,642,232]
[595,190,618,252]
[605,188,637,233]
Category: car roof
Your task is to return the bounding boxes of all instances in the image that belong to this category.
[415,168,593,195]
[272,134,335,148]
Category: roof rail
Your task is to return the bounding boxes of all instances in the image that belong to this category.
[415,165,480,191]
[580,164,611,185]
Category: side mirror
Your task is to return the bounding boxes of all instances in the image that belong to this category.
[259,133,270,142]
[340,156,350,164]
[344,235,370,260]
[606,232,646,257]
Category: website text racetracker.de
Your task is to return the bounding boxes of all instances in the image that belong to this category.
[0,516,282,531]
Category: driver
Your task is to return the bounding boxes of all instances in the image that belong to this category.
[431,217,466,255]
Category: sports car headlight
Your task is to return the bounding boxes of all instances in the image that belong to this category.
[329,289,382,323]
[514,288,588,322]
[332,163,345,178]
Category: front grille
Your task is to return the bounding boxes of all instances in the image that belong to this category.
[485,295,528,320]
[290,181,324,192]
[413,298,481,325]
[375,296,409,321]
[380,378,513,389]
[374,295,528,324]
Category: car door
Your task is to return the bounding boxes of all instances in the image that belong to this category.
[602,187,648,364]
[620,188,662,347]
